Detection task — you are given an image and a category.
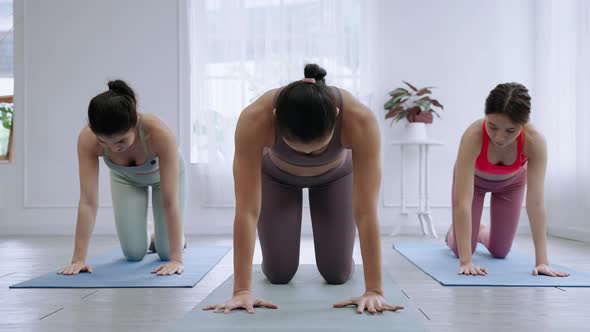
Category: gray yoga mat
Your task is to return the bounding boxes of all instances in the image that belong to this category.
[10,246,230,289]
[171,264,427,332]
[394,242,590,287]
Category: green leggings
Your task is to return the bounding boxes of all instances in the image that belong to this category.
[109,156,187,261]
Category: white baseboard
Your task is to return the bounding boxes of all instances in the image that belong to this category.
[548,225,590,243]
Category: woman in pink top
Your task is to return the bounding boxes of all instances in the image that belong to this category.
[446,82,569,278]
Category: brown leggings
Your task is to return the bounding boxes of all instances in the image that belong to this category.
[257,152,355,284]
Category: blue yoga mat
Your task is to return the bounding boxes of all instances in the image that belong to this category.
[9,246,230,289]
[171,265,427,332]
[394,242,590,287]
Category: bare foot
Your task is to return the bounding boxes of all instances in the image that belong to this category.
[148,223,156,252]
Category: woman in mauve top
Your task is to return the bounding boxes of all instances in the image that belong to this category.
[204,64,404,315]
[447,82,569,278]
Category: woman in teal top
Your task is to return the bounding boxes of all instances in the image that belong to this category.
[59,80,187,276]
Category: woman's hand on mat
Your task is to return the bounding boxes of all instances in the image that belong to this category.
[151,260,184,275]
[58,261,93,275]
[532,264,570,277]
[458,261,488,276]
[333,291,405,314]
[202,291,279,314]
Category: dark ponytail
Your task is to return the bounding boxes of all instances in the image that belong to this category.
[275,64,337,143]
[88,79,138,136]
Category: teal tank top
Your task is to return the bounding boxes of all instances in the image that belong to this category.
[102,117,160,174]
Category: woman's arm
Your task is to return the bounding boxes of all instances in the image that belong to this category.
[60,128,99,274]
[524,129,548,266]
[203,91,279,314]
[332,89,403,313]
[525,128,568,277]
[453,123,483,273]
[153,123,183,264]
[347,99,383,295]
[232,95,272,295]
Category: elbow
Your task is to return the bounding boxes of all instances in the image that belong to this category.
[526,201,546,213]
[161,198,178,211]
[235,209,260,226]
[79,198,98,211]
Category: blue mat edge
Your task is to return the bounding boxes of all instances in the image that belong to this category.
[392,242,590,288]
[8,246,231,289]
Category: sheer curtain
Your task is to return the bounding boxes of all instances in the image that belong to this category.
[534,0,590,239]
[187,0,366,206]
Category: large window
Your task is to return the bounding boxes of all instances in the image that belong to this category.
[188,0,362,165]
[0,0,13,161]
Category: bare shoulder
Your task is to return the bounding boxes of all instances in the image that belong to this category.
[236,89,277,147]
[454,118,484,163]
[523,123,546,157]
[460,118,484,147]
[337,88,378,148]
[139,113,171,135]
[139,114,178,157]
[78,126,102,157]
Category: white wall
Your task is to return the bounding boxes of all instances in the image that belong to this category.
[372,0,535,235]
[1,0,540,236]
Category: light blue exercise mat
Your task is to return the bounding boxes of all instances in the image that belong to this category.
[9,246,230,289]
[394,242,590,287]
[170,264,427,332]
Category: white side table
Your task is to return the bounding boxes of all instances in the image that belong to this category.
[389,139,444,238]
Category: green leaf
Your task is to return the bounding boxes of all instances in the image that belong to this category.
[388,88,408,96]
[2,121,10,129]
[416,100,431,111]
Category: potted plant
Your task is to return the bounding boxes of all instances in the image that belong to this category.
[383,81,444,140]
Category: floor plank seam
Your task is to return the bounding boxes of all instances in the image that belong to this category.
[417,307,431,321]
[401,289,410,299]
[82,290,99,299]
[39,307,64,320]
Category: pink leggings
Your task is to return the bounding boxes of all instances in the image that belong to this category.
[447,168,527,258]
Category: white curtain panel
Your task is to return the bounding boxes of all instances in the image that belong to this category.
[187,0,368,206]
[534,0,590,237]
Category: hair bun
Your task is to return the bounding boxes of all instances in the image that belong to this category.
[304,64,327,83]
[107,80,136,103]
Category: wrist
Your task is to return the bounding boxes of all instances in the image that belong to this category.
[365,289,384,296]
[233,289,252,296]
[459,258,472,265]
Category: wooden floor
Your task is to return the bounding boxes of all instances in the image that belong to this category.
[1,234,589,332]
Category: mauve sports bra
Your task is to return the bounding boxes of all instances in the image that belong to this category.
[270,86,346,167]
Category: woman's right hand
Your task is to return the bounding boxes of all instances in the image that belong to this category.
[58,261,93,275]
[458,261,488,276]
[202,291,279,314]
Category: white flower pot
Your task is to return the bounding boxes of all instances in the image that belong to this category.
[405,122,427,141]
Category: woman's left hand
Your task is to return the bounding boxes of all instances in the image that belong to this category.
[532,264,570,277]
[151,260,184,275]
[333,291,405,314]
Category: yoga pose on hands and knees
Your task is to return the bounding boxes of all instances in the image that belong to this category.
[447,82,569,278]
[59,80,187,276]
[203,64,404,314]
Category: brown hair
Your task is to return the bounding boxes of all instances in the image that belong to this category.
[88,80,138,136]
[485,82,531,124]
